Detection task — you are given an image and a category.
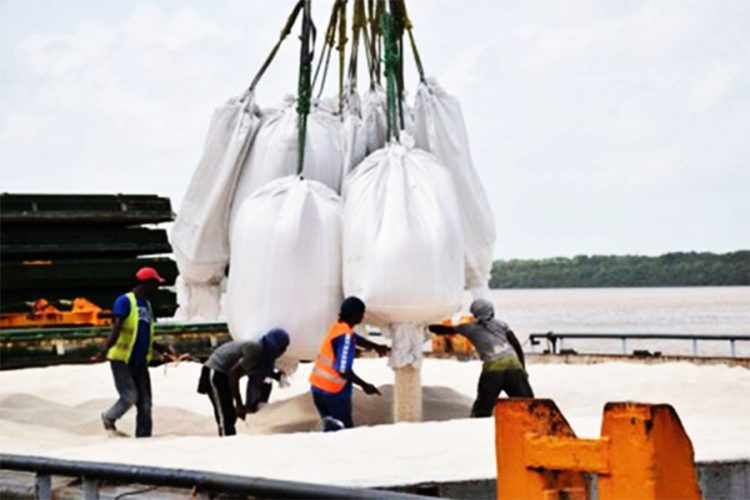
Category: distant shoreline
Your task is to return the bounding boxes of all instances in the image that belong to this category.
[489,251,749,289]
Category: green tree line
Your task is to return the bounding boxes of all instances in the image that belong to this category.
[489,251,750,288]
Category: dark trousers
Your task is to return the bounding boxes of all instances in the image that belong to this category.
[201,367,237,436]
[103,360,152,437]
[312,390,353,432]
[471,369,534,418]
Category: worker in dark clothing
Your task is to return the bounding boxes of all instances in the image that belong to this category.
[92,267,177,437]
[309,297,390,431]
[428,298,533,417]
[198,328,290,436]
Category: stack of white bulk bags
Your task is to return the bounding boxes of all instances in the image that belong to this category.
[342,136,465,367]
[171,92,262,320]
[414,78,496,295]
[226,176,343,361]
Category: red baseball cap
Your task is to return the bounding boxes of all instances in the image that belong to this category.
[136,266,165,283]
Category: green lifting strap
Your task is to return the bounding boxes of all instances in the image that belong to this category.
[381,10,400,142]
[297,0,316,175]
[388,0,406,129]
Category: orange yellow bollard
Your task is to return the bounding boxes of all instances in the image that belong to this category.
[494,399,701,500]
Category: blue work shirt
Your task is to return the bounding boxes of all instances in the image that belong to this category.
[112,294,152,362]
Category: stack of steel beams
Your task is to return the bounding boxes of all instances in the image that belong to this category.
[1,193,178,318]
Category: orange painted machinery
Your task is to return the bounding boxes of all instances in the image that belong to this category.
[0,298,112,329]
[494,398,701,499]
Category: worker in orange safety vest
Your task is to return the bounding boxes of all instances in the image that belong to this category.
[309,297,390,431]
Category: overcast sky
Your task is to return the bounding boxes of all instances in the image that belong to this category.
[1,0,748,259]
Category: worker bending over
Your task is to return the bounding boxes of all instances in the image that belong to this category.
[198,328,290,436]
[310,297,390,431]
[429,298,533,417]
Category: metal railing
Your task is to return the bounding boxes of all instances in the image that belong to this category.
[0,453,423,499]
[528,332,750,358]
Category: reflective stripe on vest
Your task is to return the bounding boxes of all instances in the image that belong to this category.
[106,292,155,363]
[309,321,353,394]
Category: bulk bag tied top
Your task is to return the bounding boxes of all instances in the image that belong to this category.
[342,136,464,364]
[226,175,342,361]
[170,92,262,320]
[414,78,496,294]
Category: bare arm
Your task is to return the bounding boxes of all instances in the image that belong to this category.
[343,370,380,395]
[427,324,458,335]
[507,330,526,369]
[355,335,390,357]
[227,361,247,419]
[152,341,177,359]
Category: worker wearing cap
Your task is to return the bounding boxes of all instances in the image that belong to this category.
[92,266,176,437]
[428,298,533,417]
[309,297,390,431]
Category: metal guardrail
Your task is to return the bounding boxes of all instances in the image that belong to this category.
[0,453,423,499]
[529,332,750,357]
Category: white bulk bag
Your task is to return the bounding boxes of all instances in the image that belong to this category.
[229,97,346,229]
[362,87,389,154]
[171,92,261,320]
[226,175,342,361]
[362,86,416,155]
[341,92,367,178]
[413,78,496,293]
[342,137,464,328]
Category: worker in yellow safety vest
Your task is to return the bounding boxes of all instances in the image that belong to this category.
[310,297,390,431]
[92,267,177,437]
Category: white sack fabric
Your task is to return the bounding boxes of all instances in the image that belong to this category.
[230,98,347,229]
[226,176,343,361]
[174,277,221,321]
[413,78,496,293]
[342,137,464,328]
[362,86,416,155]
[341,92,367,178]
[171,92,261,320]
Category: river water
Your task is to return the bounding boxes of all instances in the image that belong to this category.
[484,286,750,357]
